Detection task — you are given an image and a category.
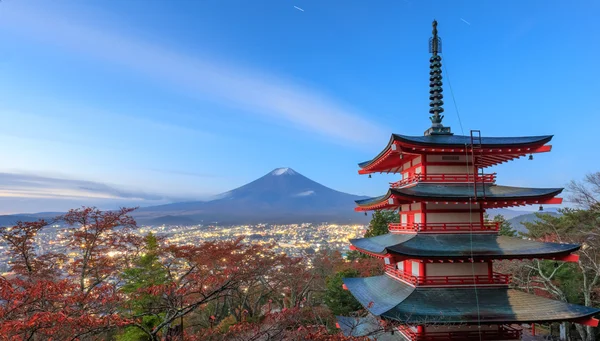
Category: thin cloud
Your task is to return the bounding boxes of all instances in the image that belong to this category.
[0,173,177,201]
[294,6,305,12]
[0,3,385,146]
[460,18,471,26]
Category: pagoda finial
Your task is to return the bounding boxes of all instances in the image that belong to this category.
[425,20,452,136]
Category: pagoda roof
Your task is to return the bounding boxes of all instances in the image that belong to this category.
[355,183,563,210]
[392,133,552,148]
[350,234,580,260]
[336,315,402,340]
[358,134,553,173]
[343,275,600,325]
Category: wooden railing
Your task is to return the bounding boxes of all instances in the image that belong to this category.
[388,222,499,233]
[390,173,496,188]
[397,324,521,341]
[384,264,511,286]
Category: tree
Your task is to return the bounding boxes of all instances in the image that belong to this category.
[492,214,517,237]
[347,210,398,260]
[364,210,399,238]
[324,269,362,316]
[0,207,140,340]
[522,207,600,341]
[118,233,169,341]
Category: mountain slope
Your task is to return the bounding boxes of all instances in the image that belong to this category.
[134,168,369,225]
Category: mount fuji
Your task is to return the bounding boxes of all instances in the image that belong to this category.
[133,168,370,225]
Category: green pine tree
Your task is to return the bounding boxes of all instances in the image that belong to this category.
[117,233,169,341]
[323,269,362,316]
[493,214,517,237]
[364,210,399,238]
[347,210,399,260]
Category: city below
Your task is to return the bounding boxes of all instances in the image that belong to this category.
[0,222,366,274]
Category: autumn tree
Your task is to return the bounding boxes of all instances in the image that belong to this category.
[0,207,141,340]
[122,238,303,340]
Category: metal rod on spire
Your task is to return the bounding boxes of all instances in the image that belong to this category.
[425,20,452,136]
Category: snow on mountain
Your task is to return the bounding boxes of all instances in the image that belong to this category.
[294,190,315,197]
[271,167,296,176]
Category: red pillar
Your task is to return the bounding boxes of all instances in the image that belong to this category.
[532,323,536,336]
[488,261,493,280]
[417,325,424,335]
[419,261,426,278]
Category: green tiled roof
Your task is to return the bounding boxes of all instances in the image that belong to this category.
[359,134,552,169]
[350,234,580,258]
[343,276,600,324]
[355,184,563,207]
[336,315,403,340]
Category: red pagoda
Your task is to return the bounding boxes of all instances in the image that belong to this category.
[337,21,599,341]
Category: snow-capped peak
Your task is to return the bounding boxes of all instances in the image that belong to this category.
[271,167,297,176]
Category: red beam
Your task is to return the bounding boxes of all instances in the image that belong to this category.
[342,284,348,291]
[534,145,552,153]
[573,317,599,327]
[556,253,579,263]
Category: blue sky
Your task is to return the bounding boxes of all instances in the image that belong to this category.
[0,0,598,213]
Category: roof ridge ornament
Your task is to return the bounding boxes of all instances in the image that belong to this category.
[424,20,453,136]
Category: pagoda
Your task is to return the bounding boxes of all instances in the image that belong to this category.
[337,21,600,341]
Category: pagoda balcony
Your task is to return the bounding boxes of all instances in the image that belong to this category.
[388,222,500,234]
[390,173,496,188]
[396,324,521,341]
[384,264,511,287]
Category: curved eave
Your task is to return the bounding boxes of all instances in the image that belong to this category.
[392,133,553,148]
[358,134,554,174]
[350,234,581,260]
[354,184,563,211]
[344,275,600,325]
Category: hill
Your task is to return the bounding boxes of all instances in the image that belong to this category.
[507,211,561,234]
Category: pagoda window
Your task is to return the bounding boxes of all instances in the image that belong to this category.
[427,165,471,174]
[397,261,404,272]
[411,261,420,276]
[413,213,422,224]
[425,202,481,210]
[413,155,422,164]
[426,262,488,277]
[426,154,472,163]
[426,212,481,224]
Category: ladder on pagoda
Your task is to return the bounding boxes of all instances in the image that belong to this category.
[470,130,486,200]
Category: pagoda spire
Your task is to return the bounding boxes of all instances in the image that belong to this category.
[425,20,452,136]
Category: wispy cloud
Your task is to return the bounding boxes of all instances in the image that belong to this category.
[0,3,385,146]
[0,173,178,201]
[460,18,471,26]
